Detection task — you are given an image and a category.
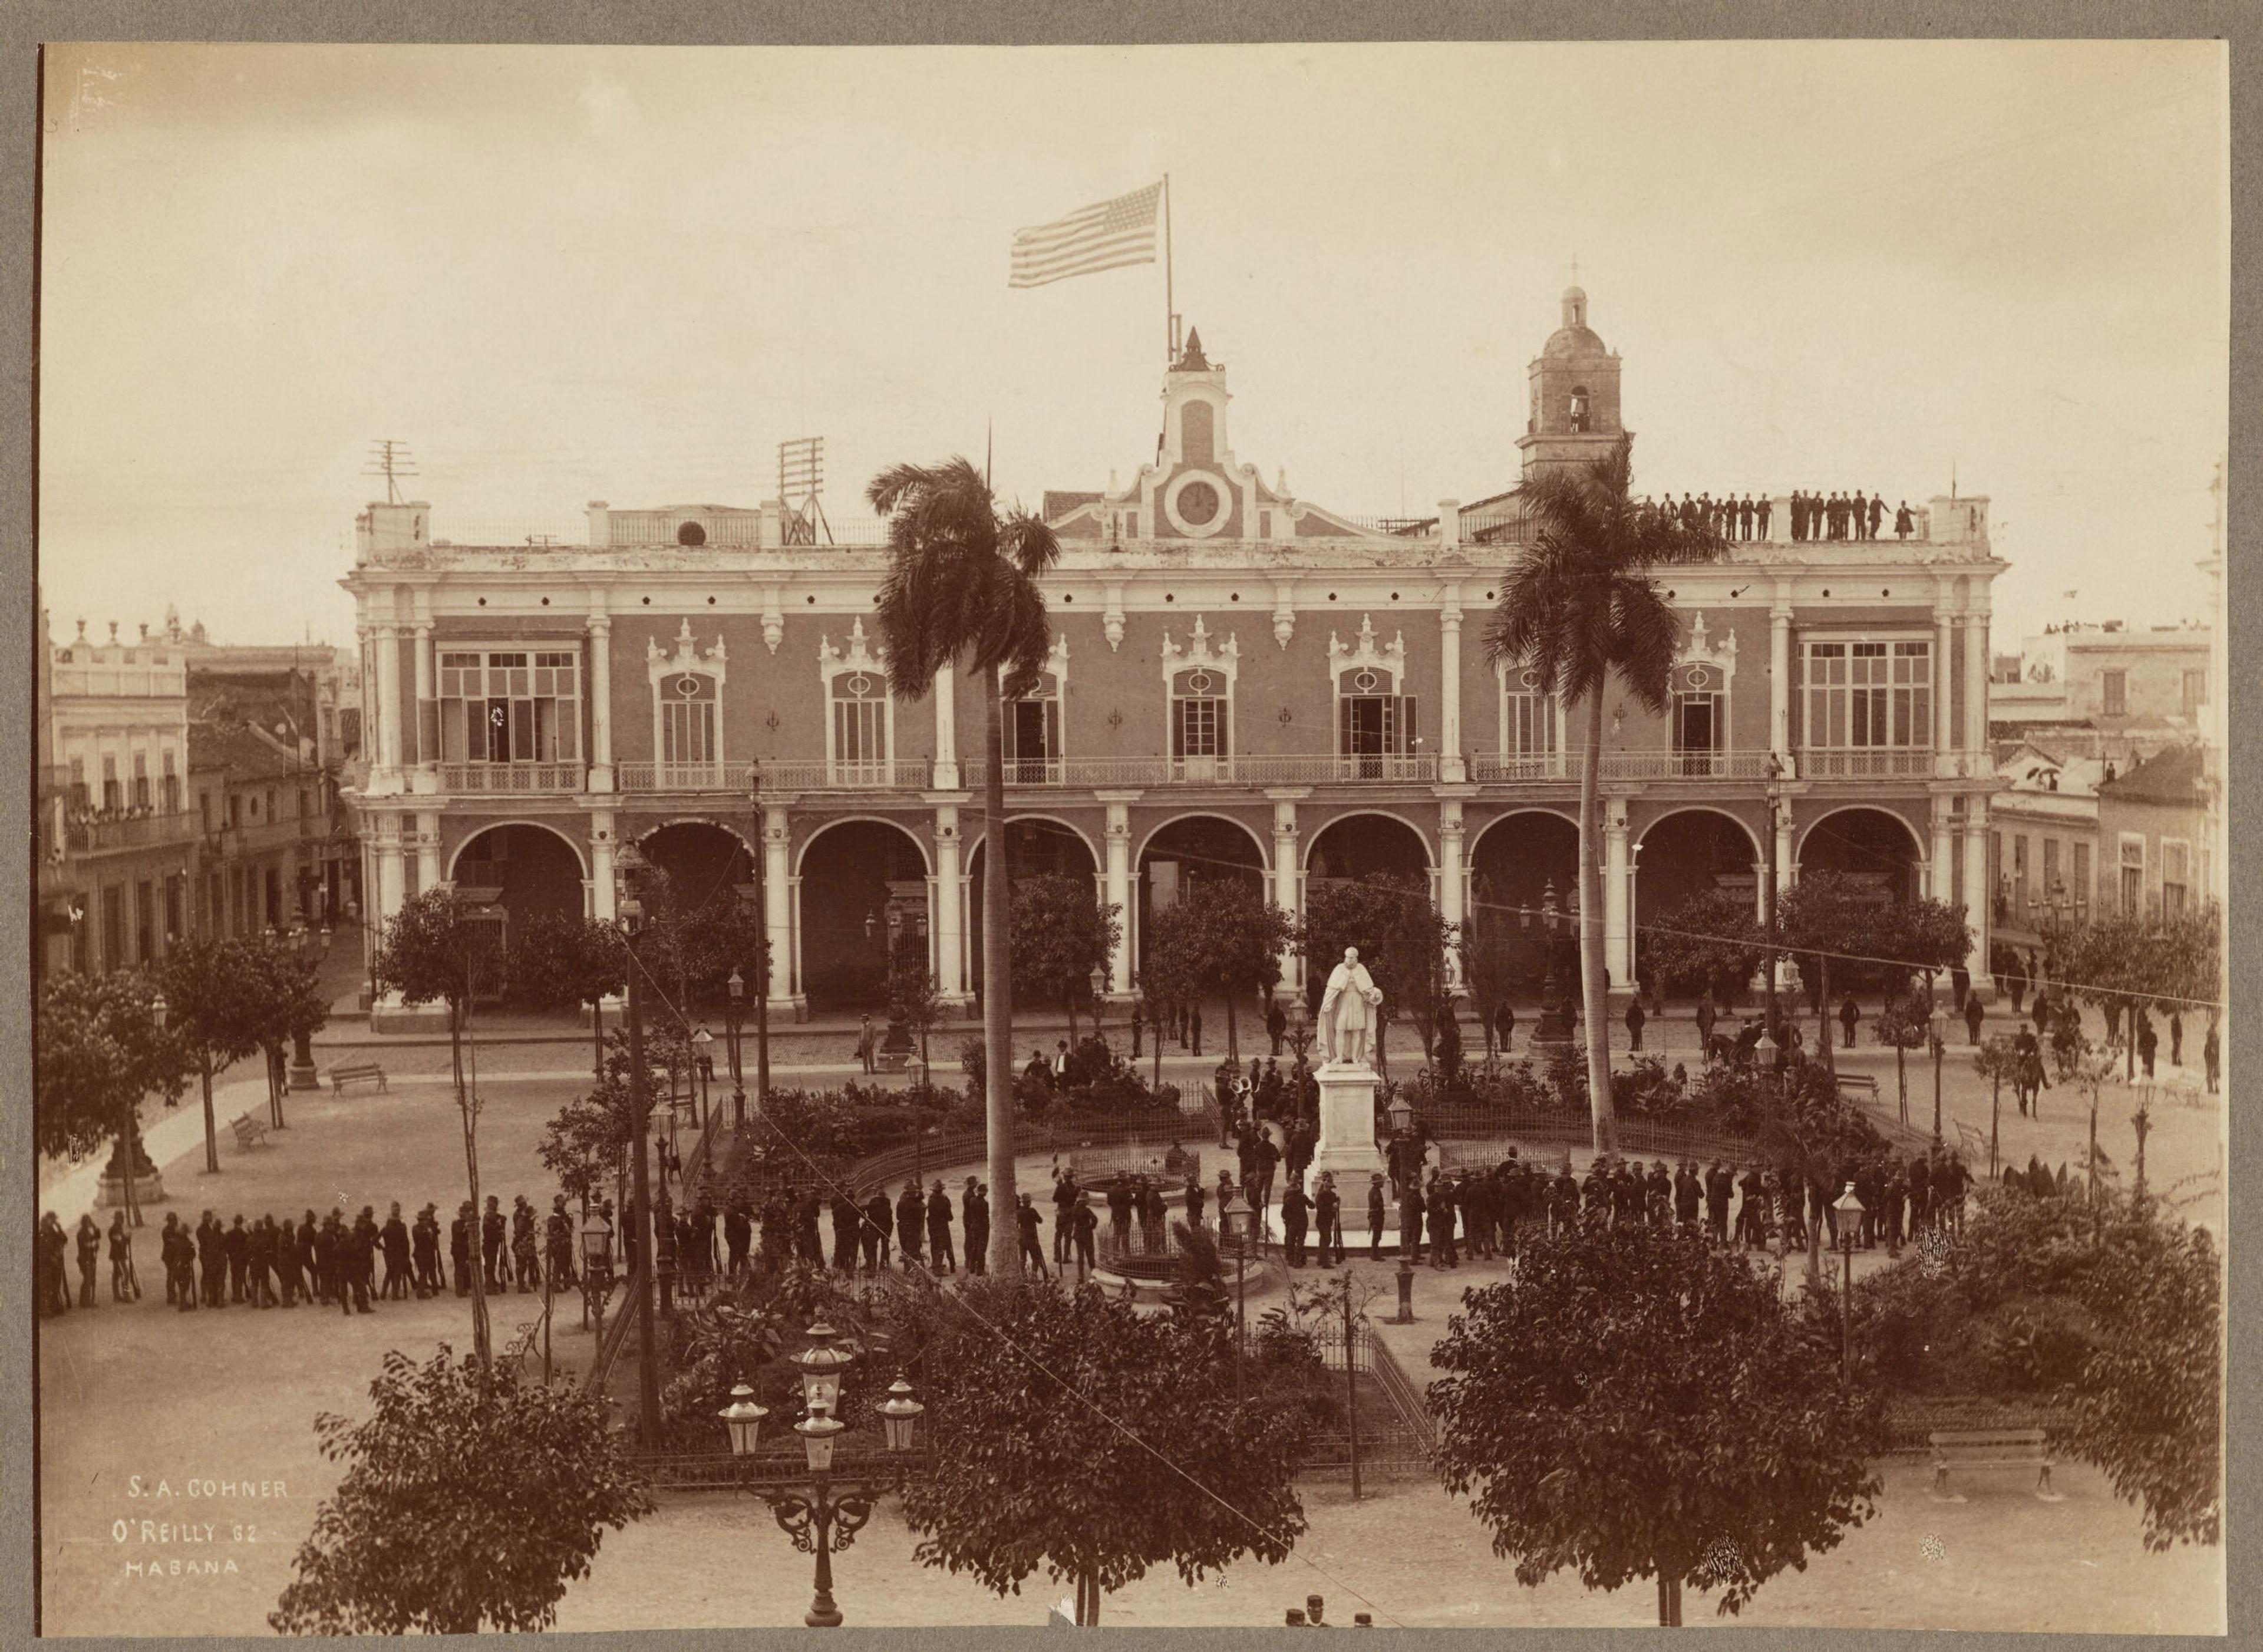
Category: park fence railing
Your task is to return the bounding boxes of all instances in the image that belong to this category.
[1301,1320,1438,1480]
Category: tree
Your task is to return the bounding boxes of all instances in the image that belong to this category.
[1484,437,1730,1153]
[892,1277,1315,1624]
[1142,880,1295,1067]
[1430,1220,1884,1625]
[270,1346,654,1634]
[1008,873,1122,1046]
[886,933,946,1091]
[35,968,189,1224]
[156,937,270,1176]
[375,888,509,1365]
[236,932,331,1130]
[509,912,629,1082]
[1639,888,1761,1006]
[1779,873,1969,1080]
[1300,873,1448,1077]
[2061,1205,2221,1551]
[2045,906,2220,1082]
[1971,1034,2021,1179]
[870,456,1060,1275]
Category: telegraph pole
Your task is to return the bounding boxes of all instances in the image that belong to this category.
[363,439,418,504]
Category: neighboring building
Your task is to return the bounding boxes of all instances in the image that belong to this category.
[37,616,199,977]
[1989,620,2211,763]
[1986,739,2103,976]
[187,718,337,941]
[2093,744,2212,927]
[340,286,2006,1028]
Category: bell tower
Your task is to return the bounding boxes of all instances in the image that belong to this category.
[1516,283,1627,479]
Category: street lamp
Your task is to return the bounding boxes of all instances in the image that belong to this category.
[1832,1181,1865,1383]
[726,967,748,1127]
[286,921,332,1096]
[1089,961,1109,1042]
[612,839,664,1443]
[1218,1188,1256,1406]
[724,1327,925,1630]
[691,1026,715,1136]
[579,1206,614,1335]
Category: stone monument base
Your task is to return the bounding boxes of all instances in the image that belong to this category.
[1308,1059,1382,1182]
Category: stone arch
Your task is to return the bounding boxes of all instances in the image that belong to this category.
[1798,804,1925,904]
[634,819,756,916]
[964,817,1106,997]
[1634,807,1766,998]
[1135,813,1270,978]
[797,817,934,1014]
[446,817,591,884]
[446,823,589,999]
[1304,810,1433,879]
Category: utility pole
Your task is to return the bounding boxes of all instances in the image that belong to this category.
[619,859,661,1447]
[363,439,418,504]
[750,766,771,1113]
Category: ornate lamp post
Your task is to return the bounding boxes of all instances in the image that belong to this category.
[286,921,332,1094]
[1832,1181,1865,1383]
[691,1026,715,1136]
[579,1205,614,1336]
[745,766,773,1115]
[1089,962,1109,1043]
[1218,1188,1255,1406]
[1532,879,1577,1047]
[725,967,747,1127]
[612,840,663,1444]
[720,1327,925,1629]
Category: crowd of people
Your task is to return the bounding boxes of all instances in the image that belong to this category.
[1631,490,1916,543]
[34,1191,586,1321]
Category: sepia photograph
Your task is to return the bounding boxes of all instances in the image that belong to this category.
[25,34,2230,1636]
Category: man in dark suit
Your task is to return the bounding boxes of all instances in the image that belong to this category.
[926,1180,956,1275]
[962,1178,990,1275]
[895,1181,925,1269]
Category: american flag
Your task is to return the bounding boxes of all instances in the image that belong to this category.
[1010,182,1162,289]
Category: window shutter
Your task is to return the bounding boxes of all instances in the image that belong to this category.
[1400,696,1420,756]
[1339,695,1353,756]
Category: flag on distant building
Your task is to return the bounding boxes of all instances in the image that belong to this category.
[1010,182,1163,289]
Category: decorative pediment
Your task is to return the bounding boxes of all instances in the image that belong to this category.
[1675,611,1737,686]
[1161,616,1239,686]
[646,618,727,687]
[1329,615,1407,685]
[818,616,885,680]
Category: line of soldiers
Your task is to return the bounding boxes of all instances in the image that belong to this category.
[679,1179,998,1286]
[36,1191,586,1320]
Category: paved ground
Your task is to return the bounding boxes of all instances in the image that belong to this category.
[33,994,2224,1635]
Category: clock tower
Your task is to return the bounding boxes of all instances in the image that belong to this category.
[1516,285,1627,479]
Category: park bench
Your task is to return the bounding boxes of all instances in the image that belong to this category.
[328,1062,388,1094]
[503,1320,540,1370]
[1836,1072,1880,1103]
[229,1112,271,1152]
[1929,1427,2057,1499]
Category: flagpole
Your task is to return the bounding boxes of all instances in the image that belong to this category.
[1163,173,1175,364]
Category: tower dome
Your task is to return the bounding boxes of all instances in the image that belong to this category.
[1517,283,1626,479]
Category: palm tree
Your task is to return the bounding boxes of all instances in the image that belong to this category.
[1483,437,1727,1155]
[869,456,1058,1276]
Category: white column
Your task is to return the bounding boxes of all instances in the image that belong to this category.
[412,619,436,780]
[1929,797,1955,904]
[1439,799,1466,987]
[933,803,968,1004]
[374,624,404,780]
[1439,593,1466,783]
[1934,582,1955,759]
[1964,599,1990,752]
[588,612,615,792]
[1769,588,1793,769]
[415,809,442,893]
[590,814,618,921]
[1774,798,1797,899]
[933,661,960,790]
[1102,796,1136,996]
[1602,798,1631,992]
[763,802,797,1014]
[1269,790,1304,1000]
[374,815,408,925]
[1962,803,1994,1000]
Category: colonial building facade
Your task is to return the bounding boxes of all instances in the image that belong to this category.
[341,288,2004,1026]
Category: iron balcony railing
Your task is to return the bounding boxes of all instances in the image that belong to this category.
[1468,752,1579,783]
[61,811,202,855]
[959,754,1443,788]
[438,761,588,794]
[613,761,749,793]
[1797,748,1936,780]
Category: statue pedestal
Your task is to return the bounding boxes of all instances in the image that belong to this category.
[1309,1060,1382,1182]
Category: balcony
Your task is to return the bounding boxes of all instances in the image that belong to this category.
[1469,753,1580,784]
[439,761,588,794]
[1595,751,1773,782]
[614,761,749,794]
[1799,748,1934,780]
[205,815,321,859]
[59,811,201,855]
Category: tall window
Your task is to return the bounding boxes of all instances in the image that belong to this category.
[1170,664,1230,779]
[658,671,718,773]
[438,649,582,765]
[133,753,150,810]
[2072,840,2092,916]
[1805,640,1931,762]
[68,757,86,813]
[2012,834,2028,920]
[2119,836,2145,915]
[162,750,179,813]
[1501,667,1561,776]
[164,875,183,942]
[830,668,890,784]
[2102,669,2127,717]
[2042,837,2060,904]
[102,885,125,971]
[102,756,120,812]
[1005,670,1062,783]
[2160,840,2190,918]
[134,881,153,962]
[1670,660,1726,776]
[1338,682,1417,777]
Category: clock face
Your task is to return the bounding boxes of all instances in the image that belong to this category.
[1177,480,1220,526]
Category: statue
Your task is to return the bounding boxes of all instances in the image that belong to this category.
[1317,947,1384,1069]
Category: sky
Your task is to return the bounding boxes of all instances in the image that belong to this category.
[37,41,2227,651]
